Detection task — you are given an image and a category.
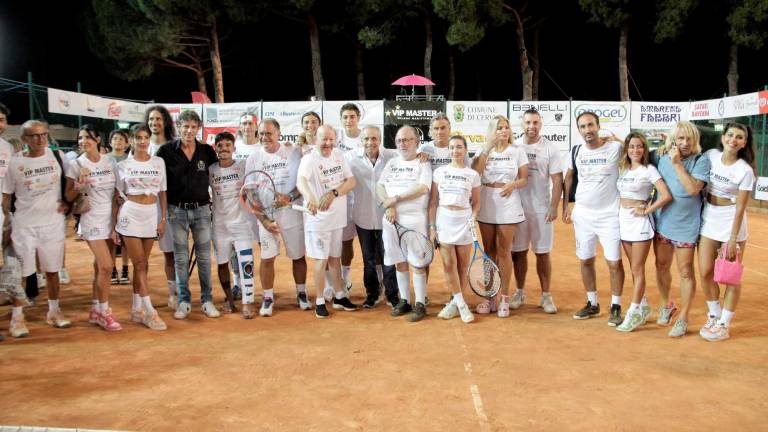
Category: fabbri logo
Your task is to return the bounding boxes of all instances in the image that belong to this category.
[574,104,627,123]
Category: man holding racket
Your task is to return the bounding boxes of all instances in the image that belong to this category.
[245,118,309,316]
[377,125,433,322]
[297,125,358,319]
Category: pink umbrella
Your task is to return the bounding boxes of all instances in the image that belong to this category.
[391,74,435,86]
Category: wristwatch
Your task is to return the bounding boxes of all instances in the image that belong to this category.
[332,189,339,197]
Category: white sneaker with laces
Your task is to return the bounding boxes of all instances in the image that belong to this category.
[699,315,719,337]
[458,303,475,323]
[173,301,191,320]
[437,302,459,320]
[540,293,557,314]
[260,297,274,317]
[168,295,178,311]
[510,290,525,310]
[201,301,221,318]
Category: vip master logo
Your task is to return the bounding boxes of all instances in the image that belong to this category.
[453,104,465,122]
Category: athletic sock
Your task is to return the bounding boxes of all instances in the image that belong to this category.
[516,288,524,295]
[335,290,345,300]
[296,283,307,294]
[376,265,384,283]
[141,296,155,314]
[640,296,649,307]
[98,302,109,314]
[706,300,722,318]
[12,306,23,319]
[342,266,351,286]
[611,295,621,306]
[718,309,734,326]
[413,272,427,304]
[628,303,640,313]
[91,299,99,310]
[48,299,59,312]
[315,297,325,306]
[396,271,410,303]
[586,291,598,306]
[167,280,176,297]
[454,292,466,307]
[264,288,274,300]
[132,294,142,312]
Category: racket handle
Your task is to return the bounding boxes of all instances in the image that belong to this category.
[290,204,312,214]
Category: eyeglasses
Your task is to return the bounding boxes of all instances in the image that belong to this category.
[395,137,416,144]
[24,132,49,140]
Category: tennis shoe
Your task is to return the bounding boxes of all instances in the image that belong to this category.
[98,308,123,332]
[315,303,330,319]
[616,309,643,332]
[608,304,622,327]
[202,301,221,318]
[699,315,719,337]
[130,309,144,323]
[668,318,688,338]
[540,293,557,314]
[10,315,29,338]
[119,268,130,284]
[702,323,729,342]
[142,310,167,331]
[407,302,427,322]
[510,290,525,309]
[656,303,677,326]
[297,292,312,310]
[332,296,358,311]
[476,297,497,314]
[386,294,399,309]
[458,303,475,323]
[323,286,334,302]
[110,268,119,285]
[362,294,380,309]
[497,296,510,318]
[259,298,274,317]
[173,301,191,320]
[168,295,178,311]
[573,301,600,320]
[46,309,71,328]
[438,302,459,320]
[391,299,412,316]
[88,307,100,324]
[641,303,652,324]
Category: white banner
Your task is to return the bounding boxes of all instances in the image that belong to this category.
[755,177,768,201]
[159,103,204,141]
[689,98,724,120]
[509,101,571,156]
[322,100,384,130]
[630,101,690,129]
[570,101,631,146]
[262,101,323,143]
[48,87,146,122]
[722,92,760,119]
[447,101,508,154]
[202,102,261,145]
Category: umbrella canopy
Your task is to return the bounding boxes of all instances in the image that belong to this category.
[391,74,435,86]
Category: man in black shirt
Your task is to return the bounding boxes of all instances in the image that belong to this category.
[156,110,221,320]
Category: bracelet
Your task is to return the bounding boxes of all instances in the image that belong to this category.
[429,224,437,229]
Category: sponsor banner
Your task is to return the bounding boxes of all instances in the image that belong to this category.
[689,98,724,120]
[760,91,768,115]
[722,92,760,119]
[447,101,508,154]
[48,87,146,122]
[509,101,571,157]
[383,100,445,148]
[262,101,322,144]
[322,100,384,130]
[202,102,261,145]
[570,101,631,146]
[630,101,690,129]
[755,177,768,201]
[159,103,204,141]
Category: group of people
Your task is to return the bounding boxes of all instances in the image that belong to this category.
[0,101,756,343]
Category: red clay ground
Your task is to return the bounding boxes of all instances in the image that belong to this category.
[1,213,767,431]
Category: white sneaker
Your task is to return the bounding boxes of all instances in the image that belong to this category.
[37,273,46,288]
[168,295,178,311]
[296,292,311,310]
[437,302,459,320]
[510,290,525,309]
[260,297,274,317]
[201,301,221,318]
[540,293,557,314]
[173,301,191,320]
[10,315,30,338]
[457,303,475,323]
[59,268,71,285]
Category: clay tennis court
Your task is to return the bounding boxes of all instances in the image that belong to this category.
[2,212,767,431]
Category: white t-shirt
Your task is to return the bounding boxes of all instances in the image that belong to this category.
[336,128,362,153]
[65,154,117,215]
[0,138,14,190]
[245,144,303,229]
[378,158,432,215]
[3,148,66,228]
[417,142,470,171]
[209,160,249,229]
[433,165,480,208]
[568,141,622,210]
[617,164,661,201]
[116,156,167,197]
[297,148,353,232]
[345,148,397,230]
[234,141,262,161]
[513,136,562,213]
[705,149,755,202]
[477,144,529,184]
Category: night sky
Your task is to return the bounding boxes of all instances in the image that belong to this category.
[1,1,766,119]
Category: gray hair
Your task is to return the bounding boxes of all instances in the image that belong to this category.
[21,119,48,135]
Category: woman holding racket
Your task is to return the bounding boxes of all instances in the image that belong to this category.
[471,115,528,318]
[429,135,481,323]
[697,123,755,342]
[114,124,168,331]
[377,125,433,322]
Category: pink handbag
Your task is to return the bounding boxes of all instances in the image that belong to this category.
[713,246,744,286]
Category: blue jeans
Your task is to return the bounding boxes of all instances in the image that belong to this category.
[169,205,213,304]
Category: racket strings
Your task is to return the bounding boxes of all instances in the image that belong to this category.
[469,257,501,297]
[241,173,278,219]
[400,230,434,268]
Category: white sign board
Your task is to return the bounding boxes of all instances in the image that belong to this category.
[262,101,323,143]
[630,101,690,129]
[570,101,631,146]
[447,101,508,154]
[48,87,146,122]
[755,177,768,201]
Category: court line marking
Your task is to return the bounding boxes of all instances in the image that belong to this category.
[746,267,768,278]
[454,327,491,432]
[747,243,767,251]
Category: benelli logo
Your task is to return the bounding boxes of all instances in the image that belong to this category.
[511,103,568,112]
[574,105,627,122]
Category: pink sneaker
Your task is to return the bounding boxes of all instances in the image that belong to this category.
[497,296,510,318]
[98,308,123,332]
[88,308,100,325]
[476,296,498,314]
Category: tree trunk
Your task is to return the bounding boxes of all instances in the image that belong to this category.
[424,13,433,98]
[355,41,366,100]
[209,19,225,103]
[194,60,209,97]
[727,44,739,96]
[307,14,325,100]
[618,22,630,101]
[531,28,540,101]
[511,8,533,100]
[447,47,455,101]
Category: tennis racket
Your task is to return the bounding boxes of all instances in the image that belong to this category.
[392,220,434,269]
[467,219,501,298]
[239,169,311,221]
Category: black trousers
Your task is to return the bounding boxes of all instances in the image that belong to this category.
[355,225,397,298]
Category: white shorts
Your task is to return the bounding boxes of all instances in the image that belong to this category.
[117,201,157,239]
[619,206,655,242]
[382,214,428,266]
[512,212,554,254]
[571,204,621,261]
[245,211,260,243]
[12,219,66,277]
[305,228,343,260]
[259,223,305,260]
[700,203,748,243]
[213,226,253,264]
[79,209,114,241]
[477,186,525,224]
[436,207,472,246]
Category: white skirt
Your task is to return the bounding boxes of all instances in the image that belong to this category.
[436,207,473,245]
[619,206,655,242]
[477,186,525,224]
[700,203,748,242]
[116,201,158,239]
[79,209,114,241]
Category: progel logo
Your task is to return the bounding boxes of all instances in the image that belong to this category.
[574,104,627,123]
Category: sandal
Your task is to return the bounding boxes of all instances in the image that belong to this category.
[497,295,510,318]
[242,303,256,319]
[476,296,498,314]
